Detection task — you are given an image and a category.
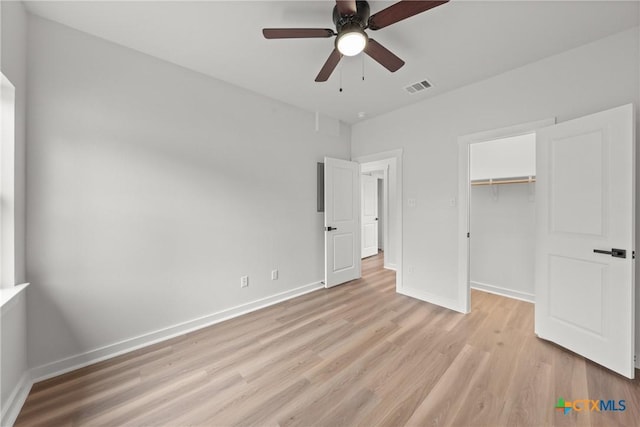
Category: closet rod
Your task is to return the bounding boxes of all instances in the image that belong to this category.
[471,177,536,186]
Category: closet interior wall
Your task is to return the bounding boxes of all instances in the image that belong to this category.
[469,134,536,302]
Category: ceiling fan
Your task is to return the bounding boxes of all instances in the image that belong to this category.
[262,0,449,82]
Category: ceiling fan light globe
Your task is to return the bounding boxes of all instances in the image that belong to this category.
[336,30,367,56]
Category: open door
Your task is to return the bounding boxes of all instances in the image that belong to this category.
[361,174,379,258]
[535,104,635,378]
[324,157,361,288]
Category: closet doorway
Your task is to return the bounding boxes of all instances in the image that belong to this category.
[457,118,555,313]
[468,133,537,303]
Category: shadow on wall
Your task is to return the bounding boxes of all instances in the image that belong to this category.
[26,285,85,373]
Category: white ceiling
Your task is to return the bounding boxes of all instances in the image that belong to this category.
[24,1,640,124]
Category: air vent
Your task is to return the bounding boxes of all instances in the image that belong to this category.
[404,79,432,94]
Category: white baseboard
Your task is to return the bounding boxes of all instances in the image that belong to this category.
[384,263,397,271]
[470,281,535,303]
[1,371,33,427]
[398,287,467,314]
[30,281,324,383]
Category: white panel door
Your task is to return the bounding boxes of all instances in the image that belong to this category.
[535,104,635,378]
[325,157,361,288]
[361,174,379,258]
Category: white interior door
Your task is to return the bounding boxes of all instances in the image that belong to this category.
[535,104,635,378]
[361,174,379,258]
[324,157,361,288]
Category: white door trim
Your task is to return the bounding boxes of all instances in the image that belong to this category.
[353,149,403,292]
[457,118,556,313]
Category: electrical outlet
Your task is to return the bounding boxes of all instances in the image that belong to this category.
[271,269,278,280]
[408,198,417,208]
[240,275,249,288]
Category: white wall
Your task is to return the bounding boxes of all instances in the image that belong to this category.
[351,28,640,355]
[26,16,350,373]
[0,1,30,424]
[470,184,535,301]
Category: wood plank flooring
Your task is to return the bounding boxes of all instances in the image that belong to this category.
[16,253,640,426]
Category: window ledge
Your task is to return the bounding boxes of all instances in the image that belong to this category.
[0,283,29,309]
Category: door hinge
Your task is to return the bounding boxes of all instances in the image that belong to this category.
[467,232,470,238]
[633,251,636,259]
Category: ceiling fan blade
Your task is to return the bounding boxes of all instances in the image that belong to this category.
[364,39,405,72]
[368,0,449,30]
[262,28,335,39]
[315,49,342,82]
[336,0,357,16]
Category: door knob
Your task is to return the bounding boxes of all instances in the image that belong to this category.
[325,226,337,231]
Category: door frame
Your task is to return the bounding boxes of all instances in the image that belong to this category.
[353,149,403,291]
[457,118,555,313]
[360,172,381,259]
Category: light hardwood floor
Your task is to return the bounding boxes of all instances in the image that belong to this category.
[16,253,640,426]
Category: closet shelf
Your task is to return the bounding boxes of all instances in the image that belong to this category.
[471,176,535,186]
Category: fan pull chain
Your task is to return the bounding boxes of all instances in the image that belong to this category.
[362,54,365,81]
[339,64,343,92]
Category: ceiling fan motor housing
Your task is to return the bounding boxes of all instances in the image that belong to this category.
[332,0,370,32]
